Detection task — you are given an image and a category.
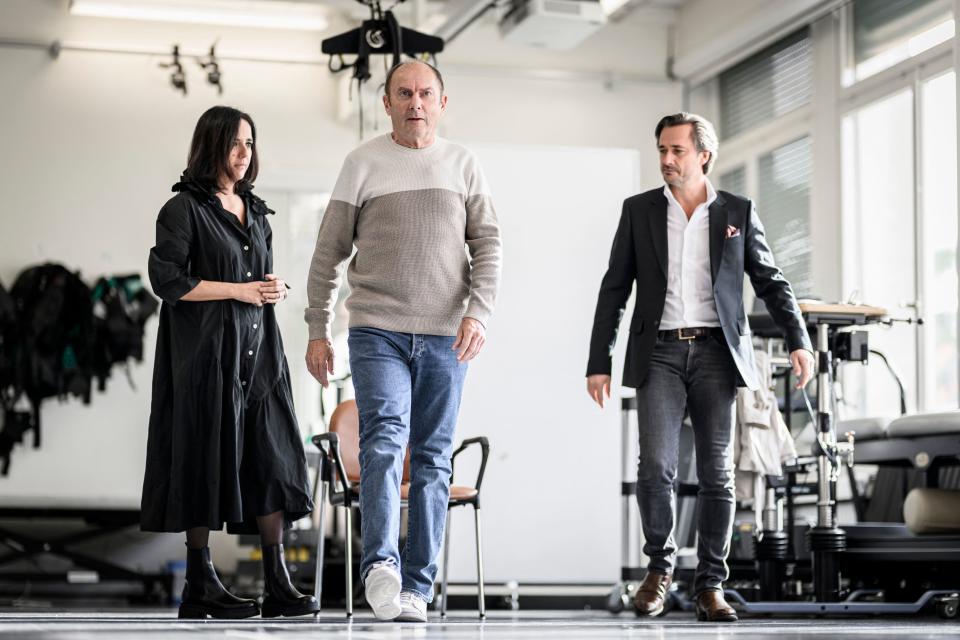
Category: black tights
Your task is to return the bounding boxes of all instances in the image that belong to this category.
[185,510,285,549]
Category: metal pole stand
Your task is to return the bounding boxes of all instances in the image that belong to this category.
[606,396,647,613]
[806,323,854,602]
[312,453,329,618]
[755,477,789,601]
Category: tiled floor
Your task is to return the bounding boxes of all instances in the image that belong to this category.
[0,610,958,639]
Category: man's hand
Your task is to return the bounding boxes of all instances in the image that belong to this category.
[586,374,611,409]
[452,317,485,362]
[790,349,815,389]
[306,339,334,387]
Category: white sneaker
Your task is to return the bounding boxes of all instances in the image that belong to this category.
[364,562,401,620]
[396,591,428,622]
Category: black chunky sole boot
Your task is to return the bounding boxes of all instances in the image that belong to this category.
[260,543,320,618]
[178,601,260,620]
[178,547,260,620]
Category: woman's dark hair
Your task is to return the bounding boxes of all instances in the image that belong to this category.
[184,106,259,193]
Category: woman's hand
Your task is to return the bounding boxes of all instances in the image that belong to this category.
[233,282,264,307]
[260,274,288,305]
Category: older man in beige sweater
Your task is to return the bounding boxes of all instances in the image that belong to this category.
[304,60,501,622]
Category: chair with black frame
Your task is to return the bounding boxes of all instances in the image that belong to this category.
[310,399,490,619]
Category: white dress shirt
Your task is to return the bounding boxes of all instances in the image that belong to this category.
[659,179,721,330]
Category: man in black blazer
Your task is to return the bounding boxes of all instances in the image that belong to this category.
[586,113,814,622]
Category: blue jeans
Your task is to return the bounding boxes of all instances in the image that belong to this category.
[635,334,738,595]
[348,327,468,602]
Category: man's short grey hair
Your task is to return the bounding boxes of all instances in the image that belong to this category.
[655,112,719,175]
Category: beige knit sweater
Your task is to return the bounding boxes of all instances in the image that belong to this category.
[305,134,502,341]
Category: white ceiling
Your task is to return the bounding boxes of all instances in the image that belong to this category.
[0,0,688,79]
[319,0,688,28]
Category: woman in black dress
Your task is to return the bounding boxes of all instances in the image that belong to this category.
[142,106,318,619]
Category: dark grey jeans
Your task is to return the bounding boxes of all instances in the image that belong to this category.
[635,333,738,595]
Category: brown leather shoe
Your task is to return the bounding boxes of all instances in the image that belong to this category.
[695,590,738,622]
[633,571,672,616]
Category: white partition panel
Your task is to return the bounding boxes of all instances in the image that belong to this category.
[445,143,641,584]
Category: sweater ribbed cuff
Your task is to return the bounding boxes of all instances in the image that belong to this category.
[305,309,331,342]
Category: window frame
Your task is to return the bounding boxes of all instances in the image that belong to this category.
[687,5,959,411]
[839,45,954,412]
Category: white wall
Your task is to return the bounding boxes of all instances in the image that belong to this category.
[0,44,358,508]
[0,0,681,578]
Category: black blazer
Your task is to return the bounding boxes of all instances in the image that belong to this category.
[586,187,812,391]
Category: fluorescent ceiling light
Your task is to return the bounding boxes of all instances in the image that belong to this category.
[69,0,329,31]
[600,0,632,14]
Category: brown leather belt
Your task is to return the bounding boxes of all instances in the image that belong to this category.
[657,327,723,341]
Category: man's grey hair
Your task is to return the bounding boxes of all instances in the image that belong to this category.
[655,112,719,175]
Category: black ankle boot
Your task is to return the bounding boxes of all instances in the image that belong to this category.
[178,547,260,620]
[260,543,320,617]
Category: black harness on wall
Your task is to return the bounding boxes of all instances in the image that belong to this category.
[0,264,158,475]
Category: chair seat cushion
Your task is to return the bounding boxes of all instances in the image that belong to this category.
[838,416,893,441]
[888,410,960,438]
[449,485,479,501]
[399,484,478,501]
[350,484,479,501]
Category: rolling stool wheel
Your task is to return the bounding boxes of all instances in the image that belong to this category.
[935,594,959,619]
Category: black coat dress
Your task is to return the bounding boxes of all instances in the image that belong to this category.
[141,177,313,534]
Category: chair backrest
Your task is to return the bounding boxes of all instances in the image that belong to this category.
[328,399,410,484]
